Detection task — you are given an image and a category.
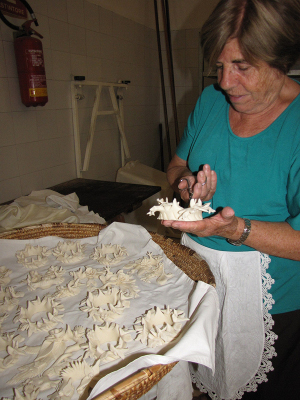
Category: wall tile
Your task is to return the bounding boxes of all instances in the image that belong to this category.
[2,40,17,78]
[12,110,38,143]
[42,163,76,187]
[36,109,59,140]
[20,171,44,195]
[0,177,22,203]
[49,18,70,52]
[69,25,86,56]
[0,78,11,112]
[29,0,48,16]
[52,51,71,81]
[0,145,19,180]
[71,54,87,79]
[0,113,15,146]
[35,13,51,50]
[0,41,7,77]
[47,0,68,22]
[16,141,41,174]
[86,30,101,58]
[55,109,73,137]
[67,0,85,28]
[99,7,113,36]
[38,138,61,168]
[84,1,100,32]
[52,80,72,109]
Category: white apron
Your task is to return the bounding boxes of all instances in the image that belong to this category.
[181,234,277,400]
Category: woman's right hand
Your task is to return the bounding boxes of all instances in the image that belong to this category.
[178,164,217,202]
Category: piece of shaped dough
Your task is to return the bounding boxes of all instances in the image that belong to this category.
[124,252,173,285]
[148,197,215,221]
[52,240,86,264]
[0,286,24,313]
[70,266,106,288]
[80,287,130,322]
[49,278,82,299]
[99,269,140,298]
[85,322,133,362]
[16,245,52,269]
[90,244,128,265]
[134,306,189,348]
[14,296,64,336]
[0,266,12,285]
[24,266,65,291]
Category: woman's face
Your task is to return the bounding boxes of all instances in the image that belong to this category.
[216,38,284,115]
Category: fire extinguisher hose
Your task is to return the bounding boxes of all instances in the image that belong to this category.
[0,0,38,31]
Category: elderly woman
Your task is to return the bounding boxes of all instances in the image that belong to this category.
[162,0,300,399]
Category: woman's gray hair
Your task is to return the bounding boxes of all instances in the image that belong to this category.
[201,0,300,74]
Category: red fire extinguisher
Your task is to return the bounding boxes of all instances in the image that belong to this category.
[0,1,48,107]
[14,20,48,107]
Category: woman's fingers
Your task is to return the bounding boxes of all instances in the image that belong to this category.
[193,165,217,201]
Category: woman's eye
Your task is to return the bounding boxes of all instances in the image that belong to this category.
[237,65,249,71]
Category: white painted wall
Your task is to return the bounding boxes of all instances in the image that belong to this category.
[0,0,218,204]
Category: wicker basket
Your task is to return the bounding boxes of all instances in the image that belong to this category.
[0,222,215,400]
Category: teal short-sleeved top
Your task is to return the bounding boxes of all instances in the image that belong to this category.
[176,84,300,314]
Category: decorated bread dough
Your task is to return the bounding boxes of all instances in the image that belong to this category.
[85,322,133,362]
[80,287,131,323]
[148,198,215,221]
[99,269,140,298]
[0,266,12,285]
[24,266,65,291]
[124,252,173,285]
[16,245,52,269]
[134,306,189,348]
[0,286,24,314]
[14,296,64,337]
[90,244,128,265]
[52,241,86,264]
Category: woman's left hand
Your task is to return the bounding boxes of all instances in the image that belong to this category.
[162,206,240,239]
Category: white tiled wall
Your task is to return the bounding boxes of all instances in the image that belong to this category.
[0,0,201,204]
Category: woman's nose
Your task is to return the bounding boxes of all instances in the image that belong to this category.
[218,66,236,90]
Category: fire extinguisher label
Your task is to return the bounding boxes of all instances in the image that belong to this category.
[26,49,44,67]
[29,74,47,97]
[29,88,48,97]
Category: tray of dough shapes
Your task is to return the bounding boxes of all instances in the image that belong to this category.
[0,222,215,400]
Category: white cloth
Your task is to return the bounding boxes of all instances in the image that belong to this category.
[0,190,105,232]
[181,234,277,400]
[0,223,219,399]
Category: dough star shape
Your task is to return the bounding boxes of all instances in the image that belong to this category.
[90,244,128,265]
[85,322,133,362]
[99,269,140,298]
[124,252,173,285]
[16,244,52,269]
[52,240,86,264]
[148,197,215,221]
[24,265,65,291]
[0,266,12,285]
[134,306,189,348]
[14,296,65,336]
[80,287,131,323]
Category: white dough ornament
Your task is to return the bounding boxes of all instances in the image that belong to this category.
[148,198,215,221]
[0,286,24,313]
[16,245,52,269]
[134,306,189,348]
[52,240,86,264]
[14,296,64,336]
[85,322,133,362]
[124,252,173,285]
[80,287,131,322]
[49,278,82,299]
[99,269,140,298]
[90,244,128,265]
[24,266,65,291]
[0,266,12,285]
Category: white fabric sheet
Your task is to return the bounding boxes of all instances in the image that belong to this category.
[182,234,275,399]
[0,223,219,400]
[0,190,105,232]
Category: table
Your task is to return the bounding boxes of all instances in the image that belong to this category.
[48,178,161,221]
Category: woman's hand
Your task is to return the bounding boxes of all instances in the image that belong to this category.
[179,164,217,202]
[162,206,240,239]
[167,155,217,203]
